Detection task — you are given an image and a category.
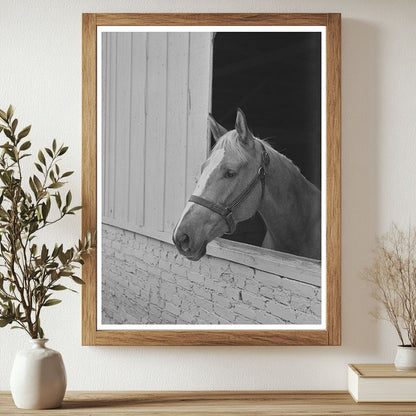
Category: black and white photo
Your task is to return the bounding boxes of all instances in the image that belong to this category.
[98,28,325,329]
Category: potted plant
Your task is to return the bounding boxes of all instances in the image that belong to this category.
[0,105,94,408]
[363,223,416,370]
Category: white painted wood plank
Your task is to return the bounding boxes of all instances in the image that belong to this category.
[144,33,167,231]
[186,32,212,200]
[107,33,117,218]
[114,33,132,222]
[208,239,322,287]
[163,32,190,233]
[101,33,108,217]
[128,32,147,226]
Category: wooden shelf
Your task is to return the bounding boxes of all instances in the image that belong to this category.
[1,391,416,415]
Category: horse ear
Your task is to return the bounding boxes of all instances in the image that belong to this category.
[235,108,253,145]
[208,114,227,142]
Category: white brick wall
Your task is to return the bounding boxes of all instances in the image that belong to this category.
[101,224,321,325]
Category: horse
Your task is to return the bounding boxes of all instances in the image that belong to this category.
[172,109,321,261]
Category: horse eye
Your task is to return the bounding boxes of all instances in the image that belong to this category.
[224,170,236,178]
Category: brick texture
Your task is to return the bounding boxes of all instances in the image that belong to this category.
[101,224,321,325]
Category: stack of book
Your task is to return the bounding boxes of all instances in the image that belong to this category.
[348,364,416,402]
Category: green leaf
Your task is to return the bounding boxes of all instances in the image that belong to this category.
[31,244,38,256]
[41,244,48,262]
[34,162,43,173]
[38,150,46,165]
[0,109,7,121]
[6,105,14,121]
[58,250,66,264]
[45,148,53,158]
[69,206,82,214]
[43,299,62,307]
[52,139,57,152]
[19,140,31,151]
[61,171,74,178]
[0,317,13,327]
[11,118,18,133]
[29,222,39,234]
[33,175,42,192]
[58,146,68,156]
[29,177,37,196]
[65,191,72,207]
[41,202,50,220]
[55,192,62,208]
[50,285,68,291]
[51,244,59,258]
[18,125,31,140]
[0,293,11,302]
[3,129,12,140]
[38,325,44,339]
[59,270,73,277]
[72,276,85,285]
[48,182,64,189]
[50,270,58,281]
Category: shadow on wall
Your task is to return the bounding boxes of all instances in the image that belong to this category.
[341,19,381,355]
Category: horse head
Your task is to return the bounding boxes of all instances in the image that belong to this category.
[173,109,267,261]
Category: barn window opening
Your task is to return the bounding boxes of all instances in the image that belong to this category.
[210,32,322,248]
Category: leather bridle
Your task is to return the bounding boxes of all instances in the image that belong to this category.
[189,143,270,235]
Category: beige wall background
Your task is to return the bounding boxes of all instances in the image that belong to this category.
[0,0,415,390]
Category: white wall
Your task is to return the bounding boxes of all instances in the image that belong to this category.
[0,0,415,391]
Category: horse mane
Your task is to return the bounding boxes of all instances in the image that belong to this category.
[259,138,301,175]
[211,130,250,164]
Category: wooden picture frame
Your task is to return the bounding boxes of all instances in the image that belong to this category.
[82,13,341,346]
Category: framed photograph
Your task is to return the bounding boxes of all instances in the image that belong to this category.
[82,13,341,346]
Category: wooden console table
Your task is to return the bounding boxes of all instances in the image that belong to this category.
[1,391,415,415]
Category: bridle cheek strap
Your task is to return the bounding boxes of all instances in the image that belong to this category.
[188,195,236,234]
[189,143,270,235]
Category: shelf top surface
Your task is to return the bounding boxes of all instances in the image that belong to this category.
[2,391,416,415]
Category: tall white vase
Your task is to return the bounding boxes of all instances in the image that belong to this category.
[10,339,67,409]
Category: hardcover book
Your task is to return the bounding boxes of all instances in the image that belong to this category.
[348,364,416,402]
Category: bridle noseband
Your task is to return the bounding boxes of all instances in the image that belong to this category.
[189,143,270,235]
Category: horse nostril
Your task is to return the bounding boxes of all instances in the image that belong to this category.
[179,233,190,252]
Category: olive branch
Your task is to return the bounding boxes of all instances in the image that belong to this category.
[0,105,95,338]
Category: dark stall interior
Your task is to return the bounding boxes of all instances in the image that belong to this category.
[211,32,322,248]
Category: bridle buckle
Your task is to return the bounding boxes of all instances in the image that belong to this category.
[262,150,270,166]
[224,210,236,235]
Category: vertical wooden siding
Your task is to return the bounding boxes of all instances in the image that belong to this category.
[102,32,212,240]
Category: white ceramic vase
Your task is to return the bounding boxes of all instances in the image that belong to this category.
[394,345,416,371]
[10,339,67,409]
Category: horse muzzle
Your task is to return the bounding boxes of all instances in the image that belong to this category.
[172,226,207,261]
